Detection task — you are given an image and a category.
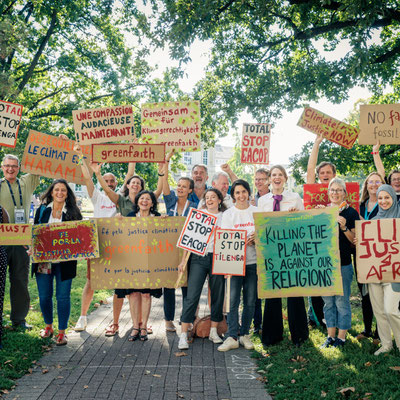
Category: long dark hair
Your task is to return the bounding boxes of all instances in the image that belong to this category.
[133,190,158,215]
[41,179,82,220]
[123,175,145,197]
[202,188,227,212]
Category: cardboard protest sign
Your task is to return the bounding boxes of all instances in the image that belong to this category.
[297,107,359,149]
[177,209,217,255]
[21,130,91,184]
[0,100,23,148]
[359,104,400,144]
[355,219,400,283]
[303,183,359,213]
[254,208,342,298]
[92,143,165,163]
[241,123,271,164]
[90,216,186,290]
[73,105,135,145]
[32,220,99,263]
[0,224,32,245]
[141,101,201,151]
[212,229,247,276]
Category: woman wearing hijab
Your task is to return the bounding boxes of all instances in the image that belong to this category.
[368,185,400,355]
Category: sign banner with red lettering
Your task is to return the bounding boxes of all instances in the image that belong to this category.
[32,220,99,263]
[21,130,91,184]
[297,107,359,149]
[90,216,186,290]
[177,209,217,255]
[212,229,246,276]
[141,101,201,152]
[355,219,400,283]
[254,208,342,298]
[303,183,360,213]
[0,224,32,245]
[0,100,23,148]
[92,143,165,163]
[359,104,400,145]
[241,123,271,164]
[73,105,135,145]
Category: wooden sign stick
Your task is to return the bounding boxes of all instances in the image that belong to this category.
[175,251,190,289]
[225,275,231,313]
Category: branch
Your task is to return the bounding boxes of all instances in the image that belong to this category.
[216,0,237,16]
[2,0,17,15]
[373,41,400,64]
[27,86,68,111]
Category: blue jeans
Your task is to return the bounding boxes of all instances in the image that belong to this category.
[322,263,353,330]
[227,263,257,338]
[35,264,72,330]
[163,287,188,321]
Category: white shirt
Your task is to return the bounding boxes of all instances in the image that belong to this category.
[258,190,304,212]
[206,212,223,254]
[220,205,259,265]
[198,194,234,210]
[91,188,118,218]
[47,202,66,223]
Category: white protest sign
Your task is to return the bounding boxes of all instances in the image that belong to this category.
[0,100,23,148]
[177,208,217,256]
[212,229,247,276]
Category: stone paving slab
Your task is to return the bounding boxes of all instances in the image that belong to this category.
[4,288,270,400]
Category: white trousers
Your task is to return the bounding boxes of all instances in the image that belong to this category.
[368,283,400,349]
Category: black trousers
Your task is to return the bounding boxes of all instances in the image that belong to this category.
[310,296,325,326]
[262,297,309,346]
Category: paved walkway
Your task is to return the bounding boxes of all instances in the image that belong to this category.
[4,290,270,400]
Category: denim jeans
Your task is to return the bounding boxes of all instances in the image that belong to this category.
[227,263,257,338]
[35,264,72,330]
[181,253,225,323]
[322,263,353,330]
[163,287,188,321]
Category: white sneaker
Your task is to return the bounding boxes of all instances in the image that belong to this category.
[209,329,223,344]
[374,346,392,356]
[178,333,189,350]
[239,335,254,350]
[218,337,239,352]
[74,316,87,332]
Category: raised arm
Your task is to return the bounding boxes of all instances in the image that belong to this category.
[221,163,238,183]
[92,162,120,205]
[372,141,386,179]
[154,163,164,199]
[74,143,95,198]
[120,162,135,194]
[162,150,175,196]
[306,134,323,184]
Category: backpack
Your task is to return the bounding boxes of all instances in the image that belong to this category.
[188,315,228,342]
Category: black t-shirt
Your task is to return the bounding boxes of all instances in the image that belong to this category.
[339,206,359,265]
[359,200,379,220]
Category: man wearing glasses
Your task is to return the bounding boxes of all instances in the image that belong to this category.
[0,154,40,330]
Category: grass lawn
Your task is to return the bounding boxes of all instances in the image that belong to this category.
[252,281,400,400]
[0,260,112,392]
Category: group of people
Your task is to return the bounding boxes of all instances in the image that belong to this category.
[0,134,399,357]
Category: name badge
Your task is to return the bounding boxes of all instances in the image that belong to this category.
[15,208,26,223]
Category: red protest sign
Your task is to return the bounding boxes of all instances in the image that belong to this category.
[32,220,99,263]
[0,100,23,148]
[177,209,217,255]
[303,183,359,213]
[241,123,271,164]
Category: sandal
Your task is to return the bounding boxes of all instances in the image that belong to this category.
[165,321,176,332]
[147,326,153,335]
[128,328,140,342]
[140,328,148,341]
[40,326,54,338]
[56,333,68,346]
[105,323,119,337]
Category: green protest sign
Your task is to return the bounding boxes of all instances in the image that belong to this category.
[254,207,343,298]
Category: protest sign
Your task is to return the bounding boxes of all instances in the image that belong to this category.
[0,224,32,245]
[73,105,135,145]
[359,104,400,145]
[32,220,99,263]
[241,123,271,164]
[0,100,23,148]
[355,219,400,283]
[254,208,342,298]
[303,182,359,213]
[141,100,201,151]
[297,107,359,149]
[21,130,91,184]
[177,209,217,255]
[90,216,186,290]
[212,229,247,276]
[92,143,165,163]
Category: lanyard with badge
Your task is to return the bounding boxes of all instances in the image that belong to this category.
[1,179,25,223]
[173,200,189,216]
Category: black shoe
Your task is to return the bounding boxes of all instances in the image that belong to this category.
[12,322,32,331]
[333,338,345,348]
[320,336,335,348]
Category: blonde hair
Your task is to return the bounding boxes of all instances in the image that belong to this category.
[360,172,385,203]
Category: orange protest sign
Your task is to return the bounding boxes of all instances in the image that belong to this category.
[0,224,32,245]
[297,107,359,149]
[73,105,135,145]
[241,123,271,164]
[92,143,165,163]
[0,100,23,148]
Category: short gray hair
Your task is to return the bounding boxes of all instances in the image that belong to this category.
[191,164,208,174]
[2,154,20,166]
[212,171,229,184]
[328,177,346,194]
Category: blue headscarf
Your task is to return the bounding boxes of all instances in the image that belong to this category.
[373,185,400,220]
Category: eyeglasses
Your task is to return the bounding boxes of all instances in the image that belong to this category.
[2,164,19,169]
[367,180,382,185]
[329,189,344,193]
[391,178,400,182]
[255,178,267,182]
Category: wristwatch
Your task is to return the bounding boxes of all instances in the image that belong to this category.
[341,226,348,232]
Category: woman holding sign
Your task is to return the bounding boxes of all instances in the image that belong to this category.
[258,165,309,347]
[218,179,258,352]
[32,179,82,346]
[177,188,227,350]
[319,177,359,348]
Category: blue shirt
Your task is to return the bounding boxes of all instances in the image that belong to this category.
[164,192,197,216]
